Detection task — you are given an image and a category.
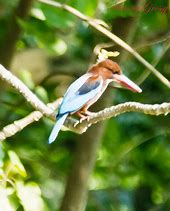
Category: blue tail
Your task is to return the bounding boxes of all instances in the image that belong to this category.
[48,113,68,144]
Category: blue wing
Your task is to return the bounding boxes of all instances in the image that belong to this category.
[58,75,103,115]
[64,73,93,97]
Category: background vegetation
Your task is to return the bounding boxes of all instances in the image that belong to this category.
[0,0,170,210]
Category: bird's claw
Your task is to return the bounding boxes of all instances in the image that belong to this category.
[74,110,95,127]
[74,115,91,127]
[74,121,79,127]
[74,116,86,127]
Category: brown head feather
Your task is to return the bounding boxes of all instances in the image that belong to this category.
[88,59,122,80]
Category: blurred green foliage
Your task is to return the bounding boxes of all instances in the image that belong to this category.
[0,0,170,210]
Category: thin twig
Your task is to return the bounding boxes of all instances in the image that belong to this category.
[38,0,170,88]
[137,40,170,84]
[135,32,170,49]
[0,64,53,116]
[119,0,146,62]
[0,99,62,141]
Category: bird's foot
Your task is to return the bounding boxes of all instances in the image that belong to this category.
[74,111,94,127]
[74,112,87,127]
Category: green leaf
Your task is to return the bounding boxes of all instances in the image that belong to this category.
[40,4,74,29]
[19,69,35,90]
[31,8,46,21]
[70,0,98,16]
[8,151,27,178]
[35,86,49,103]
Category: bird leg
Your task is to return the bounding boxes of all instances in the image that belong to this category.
[74,109,95,127]
[83,110,95,116]
[75,111,86,118]
[81,106,96,116]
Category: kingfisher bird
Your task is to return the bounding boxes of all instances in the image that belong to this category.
[48,59,142,143]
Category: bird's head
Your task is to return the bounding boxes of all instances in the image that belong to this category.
[97,59,142,93]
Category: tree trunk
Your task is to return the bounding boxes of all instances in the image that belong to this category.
[60,91,111,211]
[60,0,144,210]
[0,0,33,68]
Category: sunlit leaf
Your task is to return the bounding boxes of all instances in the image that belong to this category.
[16,181,46,211]
[19,69,35,90]
[35,86,49,103]
[0,187,15,211]
[51,39,67,56]
[8,151,27,178]
[31,8,46,21]
[70,0,98,16]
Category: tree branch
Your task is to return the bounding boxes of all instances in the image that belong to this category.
[0,58,169,141]
[38,0,170,88]
[68,102,170,134]
[0,99,61,141]
[0,64,53,116]
[137,39,170,85]
[0,100,169,141]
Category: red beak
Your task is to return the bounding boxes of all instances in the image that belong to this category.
[113,74,142,93]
